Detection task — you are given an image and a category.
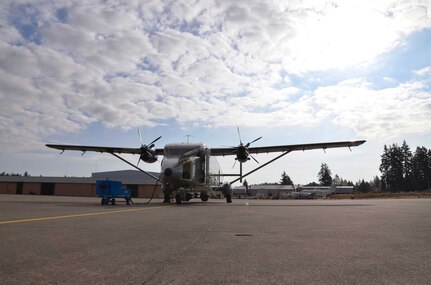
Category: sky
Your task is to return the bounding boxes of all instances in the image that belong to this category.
[1,0,430,186]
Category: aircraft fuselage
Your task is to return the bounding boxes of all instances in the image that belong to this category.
[160,143,222,195]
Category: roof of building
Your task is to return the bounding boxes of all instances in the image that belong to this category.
[234,184,295,191]
[0,170,160,184]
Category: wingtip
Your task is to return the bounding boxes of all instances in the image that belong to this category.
[354,140,366,146]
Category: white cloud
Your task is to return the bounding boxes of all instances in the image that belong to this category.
[1,0,430,154]
[414,66,431,76]
[310,79,431,140]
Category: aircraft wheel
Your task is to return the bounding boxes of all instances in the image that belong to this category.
[185,193,193,201]
[226,194,232,203]
[201,194,209,202]
[111,198,116,205]
[175,193,183,204]
[101,198,105,205]
[163,192,171,203]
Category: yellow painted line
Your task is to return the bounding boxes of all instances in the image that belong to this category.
[0,206,170,225]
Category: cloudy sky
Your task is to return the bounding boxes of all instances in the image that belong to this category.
[1,0,430,185]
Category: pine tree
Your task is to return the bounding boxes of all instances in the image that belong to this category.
[371,176,381,187]
[280,171,293,185]
[380,144,405,192]
[401,141,413,191]
[318,163,332,186]
[355,179,371,193]
[380,145,389,191]
[411,147,430,190]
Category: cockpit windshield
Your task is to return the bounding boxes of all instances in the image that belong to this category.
[164,144,204,157]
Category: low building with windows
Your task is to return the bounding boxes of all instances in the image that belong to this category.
[0,170,161,198]
[296,185,355,197]
[233,184,295,199]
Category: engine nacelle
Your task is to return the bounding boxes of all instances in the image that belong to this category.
[140,147,157,163]
[236,145,250,163]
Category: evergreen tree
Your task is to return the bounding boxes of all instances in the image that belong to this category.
[280,171,293,185]
[411,147,430,190]
[379,141,431,192]
[380,143,404,192]
[401,141,413,191]
[333,174,341,186]
[355,179,371,193]
[318,163,332,186]
[371,175,381,187]
[379,145,389,191]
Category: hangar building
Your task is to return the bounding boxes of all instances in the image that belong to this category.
[0,170,162,198]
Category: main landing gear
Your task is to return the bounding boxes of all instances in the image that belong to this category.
[174,192,194,204]
[200,193,209,202]
[162,189,230,204]
[163,192,171,203]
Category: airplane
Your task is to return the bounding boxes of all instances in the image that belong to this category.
[46,128,365,204]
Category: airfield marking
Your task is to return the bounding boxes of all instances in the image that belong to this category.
[0,206,170,225]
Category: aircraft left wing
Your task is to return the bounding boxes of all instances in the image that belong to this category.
[209,140,366,156]
[45,144,165,155]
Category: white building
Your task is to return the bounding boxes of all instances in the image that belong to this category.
[233,184,295,199]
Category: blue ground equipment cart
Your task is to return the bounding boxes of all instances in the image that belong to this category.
[96,180,133,205]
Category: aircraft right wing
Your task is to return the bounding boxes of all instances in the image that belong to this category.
[210,140,366,156]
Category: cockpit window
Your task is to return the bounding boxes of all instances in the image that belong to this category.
[164,144,204,157]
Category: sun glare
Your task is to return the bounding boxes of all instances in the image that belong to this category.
[287,4,398,73]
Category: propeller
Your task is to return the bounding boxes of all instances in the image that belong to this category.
[235,127,262,164]
[137,129,161,165]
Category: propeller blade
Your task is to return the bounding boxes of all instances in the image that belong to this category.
[248,137,262,145]
[137,157,141,167]
[250,154,259,164]
[148,136,162,146]
[246,136,262,147]
[232,159,237,169]
[237,126,243,144]
[138,129,144,146]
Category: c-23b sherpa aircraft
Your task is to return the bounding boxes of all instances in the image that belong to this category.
[46,128,365,204]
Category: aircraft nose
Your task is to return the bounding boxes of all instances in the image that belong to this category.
[164,168,173,176]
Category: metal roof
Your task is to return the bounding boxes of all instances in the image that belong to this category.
[0,170,160,185]
[234,184,295,190]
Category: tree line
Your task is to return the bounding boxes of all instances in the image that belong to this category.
[0,171,30,176]
[380,141,430,192]
[279,140,430,193]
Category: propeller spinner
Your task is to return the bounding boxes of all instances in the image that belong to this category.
[137,129,161,165]
[235,127,261,163]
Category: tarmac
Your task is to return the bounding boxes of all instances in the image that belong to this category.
[1,194,430,285]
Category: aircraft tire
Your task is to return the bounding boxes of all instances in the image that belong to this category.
[201,195,209,202]
[111,199,116,205]
[226,194,232,203]
[163,192,171,203]
[175,193,182,204]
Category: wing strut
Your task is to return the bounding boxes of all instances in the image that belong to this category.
[230,150,292,185]
[110,153,159,181]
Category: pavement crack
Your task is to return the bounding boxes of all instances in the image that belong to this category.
[142,223,217,285]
